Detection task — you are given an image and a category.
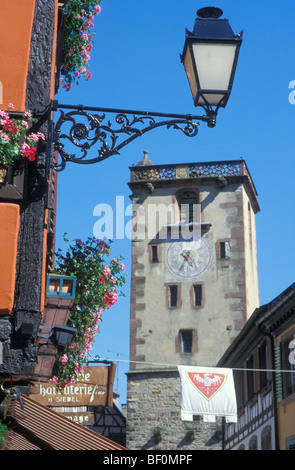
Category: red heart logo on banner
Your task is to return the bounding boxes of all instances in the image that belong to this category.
[187,372,226,400]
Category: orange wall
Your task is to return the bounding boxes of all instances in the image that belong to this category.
[0,1,59,315]
[0,204,20,315]
[0,0,36,111]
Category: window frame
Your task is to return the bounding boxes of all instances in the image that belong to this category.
[190,283,204,308]
[176,329,198,355]
[166,283,181,309]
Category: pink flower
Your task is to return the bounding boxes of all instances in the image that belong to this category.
[103,266,111,277]
[27,133,39,142]
[0,132,9,143]
[20,143,36,161]
[8,103,15,109]
[104,290,118,307]
[120,263,125,271]
[21,120,29,129]
[0,110,9,119]
[94,5,101,15]
[61,354,68,365]
[50,376,58,386]
[4,119,13,131]
[95,312,101,322]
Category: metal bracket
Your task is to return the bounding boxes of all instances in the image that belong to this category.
[51,101,214,171]
[0,386,24,421]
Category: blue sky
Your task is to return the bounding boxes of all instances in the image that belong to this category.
[55,0,295,406]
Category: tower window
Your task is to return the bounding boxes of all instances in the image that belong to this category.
[179,192,199,224]
[169,285,178,307]
[181,331,193,353]
[151,245,158,263]
[193,284,203,307]
[220,241,230,259]
[176,329,198,355]
[149,244,161,263]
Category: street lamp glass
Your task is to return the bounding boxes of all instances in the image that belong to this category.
[181,7,242,111]
[191,42,238,106]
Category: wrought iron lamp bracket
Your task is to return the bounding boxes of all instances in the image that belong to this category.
[49,101,215,171]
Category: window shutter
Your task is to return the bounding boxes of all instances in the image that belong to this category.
[287,439,295,450]
[224,241,231,258]
[46,152,58,273]
[220,241,231,259]
[274,342,283,402]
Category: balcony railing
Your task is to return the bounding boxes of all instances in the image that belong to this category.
[130,159,250,182]
[129,159,259,213]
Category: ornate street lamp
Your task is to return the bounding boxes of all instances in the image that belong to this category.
[48,7,242,171]
[181,7,243,127]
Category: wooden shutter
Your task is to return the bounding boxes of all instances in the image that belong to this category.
[274,342,283,402]
[46,151,58,273]
[287,439,295,450]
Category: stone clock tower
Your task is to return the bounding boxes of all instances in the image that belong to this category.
[126,152,260,450]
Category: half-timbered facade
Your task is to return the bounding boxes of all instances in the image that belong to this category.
[218,283,295,450]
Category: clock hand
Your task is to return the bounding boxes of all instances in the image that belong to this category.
[181,251,194,266]
[179,260,185,271]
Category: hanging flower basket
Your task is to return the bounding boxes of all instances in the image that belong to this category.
[0,104,45,170]
[60,1,102,91]
[50,235,126,391]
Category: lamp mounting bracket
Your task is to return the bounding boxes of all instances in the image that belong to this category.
[51,101,214,171]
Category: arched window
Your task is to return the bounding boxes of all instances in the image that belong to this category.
[261,426,272,450]
[249,435,258,450]
[237,444,245,450]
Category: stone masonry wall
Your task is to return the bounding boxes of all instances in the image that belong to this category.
[126,370,222,451]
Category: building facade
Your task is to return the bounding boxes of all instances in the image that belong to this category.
[218,282,295,450]
[266,284,295,450]
[126,153,260,450]
[0,0,70,396]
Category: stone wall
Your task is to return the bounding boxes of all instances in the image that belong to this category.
[126,369,222,451]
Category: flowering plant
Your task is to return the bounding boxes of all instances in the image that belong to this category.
[60,0,102,91]
[0,103,45,167]
[51,235,126,390]
[0,422,9,449]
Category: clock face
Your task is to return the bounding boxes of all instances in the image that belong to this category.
[166,238,211,278]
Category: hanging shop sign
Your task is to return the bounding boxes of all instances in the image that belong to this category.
[30,365,116,407]
[62,411,94,426]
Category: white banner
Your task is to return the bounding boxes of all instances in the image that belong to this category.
[178,366,237,422]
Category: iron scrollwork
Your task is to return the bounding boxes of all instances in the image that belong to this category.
[52,103,210,171]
